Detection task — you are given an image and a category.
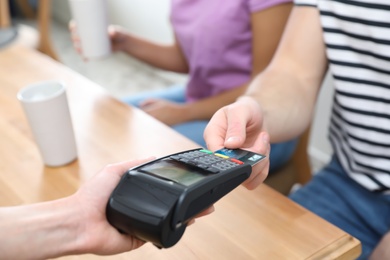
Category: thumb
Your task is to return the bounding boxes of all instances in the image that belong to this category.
[223,105,248,148]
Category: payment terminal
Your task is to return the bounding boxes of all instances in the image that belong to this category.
[106,148,265,248]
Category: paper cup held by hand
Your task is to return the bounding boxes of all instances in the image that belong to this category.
[17,80,77,167]
[69,0,112,59]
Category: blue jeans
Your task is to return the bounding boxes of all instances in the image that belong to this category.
[123,85,298,172]
[289,156,390,259]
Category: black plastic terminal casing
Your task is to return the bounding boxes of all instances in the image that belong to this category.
[106,148,252,248]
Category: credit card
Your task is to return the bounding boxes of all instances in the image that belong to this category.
[214,148,266,166]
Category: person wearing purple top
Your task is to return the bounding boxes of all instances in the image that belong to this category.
[72,0,294,172]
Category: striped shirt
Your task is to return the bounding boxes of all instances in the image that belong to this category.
[295,0,390,193]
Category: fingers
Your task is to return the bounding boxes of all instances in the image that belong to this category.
[68,20,88,61]
[68,20,78,45]
[108,24,117,37]
[196,205,215,217]
[204,96,268,190]
[242,132,270,190]
[243,155,270,190]
[187,205,215,226]
[108,25,131,52]
[204,109,230,151]
[105,157,156,178]
[68,20,76,31]
[249,131,270,155]
[224,96,264,148]
[88,157,155,194]
[224,104,249,148]
[205,97,263,152]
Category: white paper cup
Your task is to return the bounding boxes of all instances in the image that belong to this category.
[69,0,111,59]
[17,80,77,167]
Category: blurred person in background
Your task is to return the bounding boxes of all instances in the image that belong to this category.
[71,0,296,173]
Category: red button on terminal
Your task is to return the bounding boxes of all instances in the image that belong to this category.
[230,158,244,165]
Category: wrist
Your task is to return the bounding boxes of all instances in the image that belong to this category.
[120,34,133,53]
[58,195,89,255]
[109,26,134,53]
[37,197,83,257]
[121,34,138,55]
[181,102,197,121]
[0,197,82,259]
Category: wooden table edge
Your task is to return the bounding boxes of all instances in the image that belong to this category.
[308,234,361,259]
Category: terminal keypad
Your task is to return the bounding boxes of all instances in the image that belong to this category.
[170,149,244,173]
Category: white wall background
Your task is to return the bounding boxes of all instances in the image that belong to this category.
[52,0,174,43]
[51,0,335,171]
[310,73,334,170]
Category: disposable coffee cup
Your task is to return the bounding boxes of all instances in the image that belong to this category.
[68,0,111,59]
[17,80,78,167]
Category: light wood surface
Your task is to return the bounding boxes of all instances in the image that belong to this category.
[0,45,361,260]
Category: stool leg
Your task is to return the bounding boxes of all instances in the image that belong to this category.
[0,0,11,28]
[37,0,58,60]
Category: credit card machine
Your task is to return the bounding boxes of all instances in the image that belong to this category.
[106,148,265,248]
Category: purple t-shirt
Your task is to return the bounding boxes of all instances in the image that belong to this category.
[171,0,291,102]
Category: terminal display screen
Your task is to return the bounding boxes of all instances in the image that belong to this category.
[141,159,208,186]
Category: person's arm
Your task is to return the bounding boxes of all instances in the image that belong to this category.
[370,232,390,260]
[0,158,213,259]
[204,6,328,183]
[0,159,149,259]
[179,3,293,121]
[112,27,189,73]
[140,3,293,126]
[70,21,189,73]
[243,5,328,142]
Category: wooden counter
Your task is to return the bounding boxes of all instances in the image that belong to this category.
[0,45,361,259]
